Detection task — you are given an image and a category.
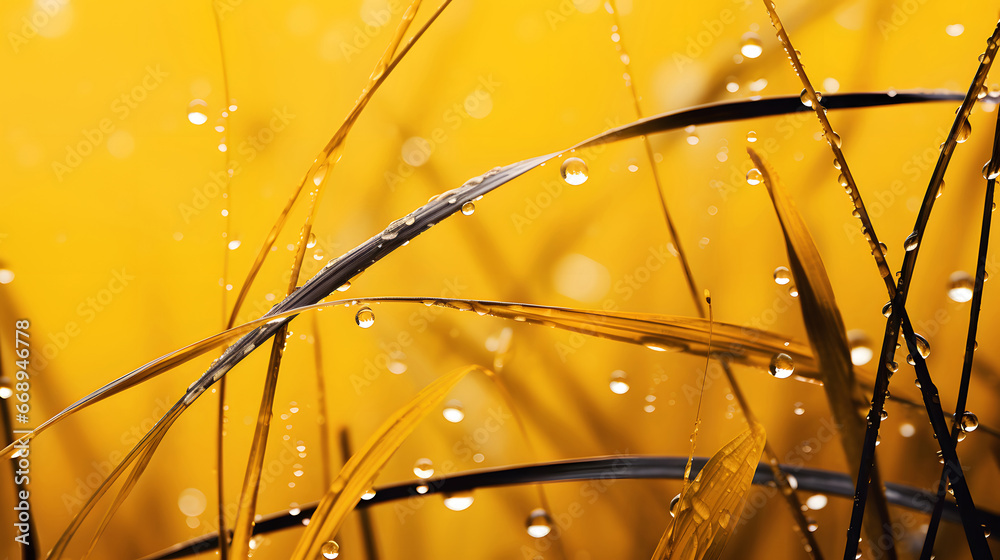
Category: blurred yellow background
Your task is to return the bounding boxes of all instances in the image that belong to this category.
[1,0,999,558]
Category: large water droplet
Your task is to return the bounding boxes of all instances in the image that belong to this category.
[769,353,795,379]
[443,491,475,511]
[806,494,828,510]
[669,493,681,517]
[773,266,791,285]
[312,163,329,187]
[461,201,476,215]
[903,231,919,252]
[413,458,434,479]
[0,378,12,400]
[609,370,630,394]
[881,301,893,317]
[321,540,340,559]
[355,306,375,328]
[746,168,763,185]
[560,157,589,185]
[526,508,553,538]
[442,400,465,423]
[960,411,979,432]
[947,271,974,302]
[746,130,758,143]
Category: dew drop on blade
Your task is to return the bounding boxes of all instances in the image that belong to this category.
[526,508,553,538]
[187,99,208,125]
[321,540,340,559]
[769,353,794,379]
[740,33,763,58]
[560,157,589,185]
[947,271,974,302]
[413,458,434,479]
[461,201,476,215]
[609,370,629,394]
[355,306,375,328]
[746,168,763,185]
[442,491,474,511]
[960,411,979,432]
[773,266,791,285]
[442,399,464,423]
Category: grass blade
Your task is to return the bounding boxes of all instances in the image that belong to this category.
[289,365,486,559]
[748,147,897,557]
[651,423,766,560]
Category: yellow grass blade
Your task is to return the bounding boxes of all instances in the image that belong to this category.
[652,423,766,560]
[290,365,486,559]
[748,146,896,555]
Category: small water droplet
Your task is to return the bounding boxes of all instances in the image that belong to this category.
[948,271,974,302]
[957,119,972,143]
[903,231,919,252]
[740,33,763,58]
[788,285,799,298]
[306,233,317,248]
[413,458,434,479]
[560,157,589,185]
[526,508,553,538]
[882,301,893,317]
[773,266,791,285]
[914,333,931,359]
[669,493,681,517]
[848,330,873,366]
[746,168,763,185]
[769,353,794,379]
[793,402,805,415]
[442,491,475,511]
[609,370,630,394]
[187,99,209,125]
[312,163,329,187]
[461,201,476,215]
[355,307,375,328]
[442,400,465,423]
[747,130,758,143]
[321,540,340,559]
[960,411,979,432]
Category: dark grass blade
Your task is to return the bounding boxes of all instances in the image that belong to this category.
[919,91,1000,559]
[8,91,981,554]
[139,455,1000,560]
[843,22,1000,560]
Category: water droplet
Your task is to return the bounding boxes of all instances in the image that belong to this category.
[948,271,974,302]
[669,493,681,517]
[848,330,873,366]
[609,370,630,394]
[904,231,919,251]
[769,353,794,379]
[983,159,1000,180]
[793,402,805,415]
[443,491,475,511]
[0,378,12,400]
[312,163,329,187]
[361,488,376,500]
[746,168,763,185]
[882,301,893,317]
[773,266,791,285]
[788,285,799,298]
[526,508,553,538]
[740,33,763,58]
[914,333,931,359]
[747,131,758,143]
[413,458,434,479]
[886,361,899,374]
[187,99,209,125]
[321,540,340,559]
[829,132,843,149]
[957,119,972,143]
[960,411,979,432]
[686,133,699,145]
[560,157,589,185]
[306,233,317,248]
[806,494,828,510]
[461,201,476,215]
[442,400,464,423]
[355,307,375,328]
[800,88,813,108]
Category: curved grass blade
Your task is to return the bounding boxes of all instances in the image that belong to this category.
[652,423,766,560]
[919,91,1000,559]
[141,454,1000,560]
[290,365,486,559]
[748,147,897,558]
